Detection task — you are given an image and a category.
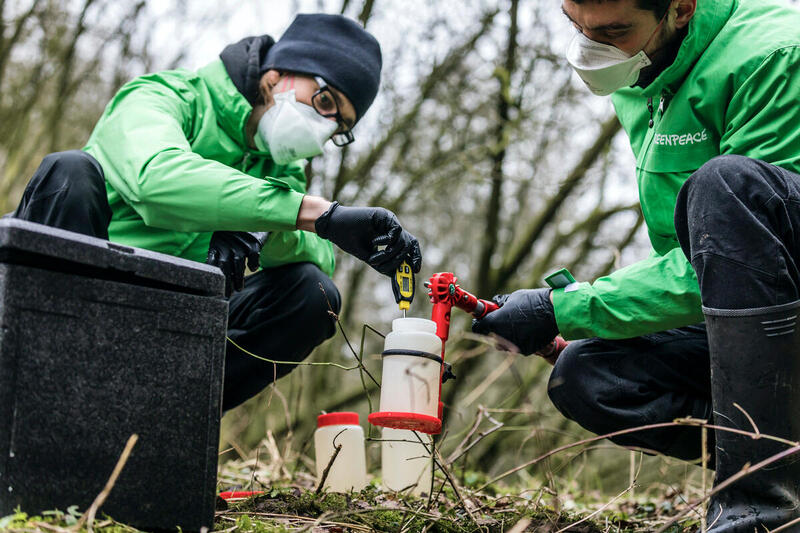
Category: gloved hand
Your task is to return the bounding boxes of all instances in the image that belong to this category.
[315,202,422,276]
[206,231,268,297]
[471,288,559,355]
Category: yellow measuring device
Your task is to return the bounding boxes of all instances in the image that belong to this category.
[392,260,415,316]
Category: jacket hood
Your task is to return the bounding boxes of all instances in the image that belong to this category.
[197,59,254,148]
[219,35,275,107]
[639,0,735,97]
[194,35,276,149]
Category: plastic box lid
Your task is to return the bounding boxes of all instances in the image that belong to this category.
[0,219,224,297]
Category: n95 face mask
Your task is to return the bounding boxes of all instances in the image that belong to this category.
[566,32,652,96]
[255,90,338,165]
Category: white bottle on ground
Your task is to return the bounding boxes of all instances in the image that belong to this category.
[314,412,367,492]
[381,427,433,496]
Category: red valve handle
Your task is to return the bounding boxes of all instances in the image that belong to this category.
[422,272,569,434]
[426,272,568,358]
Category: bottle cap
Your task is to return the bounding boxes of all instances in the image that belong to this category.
[317,412,360,427]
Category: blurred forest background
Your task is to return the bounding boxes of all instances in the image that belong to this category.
[7,0,780,506]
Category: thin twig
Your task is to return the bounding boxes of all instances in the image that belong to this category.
[478,417,799,491]
[507,518,532,533]
[770,515,800,532]
[446,406,503,465]
[430,444,485,533]
[227,336,359,371]
[689,419,797,448]
[654,444,800,533]
[321,282,382,387]
[460,353,515,406]
[701,424,709,533]
[399,496,435,533]
[220,511,372,531]
[733,402,760,437]
[628,450,636,501]
[250,447,260,491]
[427,436,438,510]
[73,434,138,533]
[555,485,633,533]
[315,429,346,494]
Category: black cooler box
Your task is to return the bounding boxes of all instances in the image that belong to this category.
[0,219,227,530]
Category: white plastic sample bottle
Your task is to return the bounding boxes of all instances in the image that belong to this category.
[382,427,433,496]
[378,318,443,421]
[314,412,367,492]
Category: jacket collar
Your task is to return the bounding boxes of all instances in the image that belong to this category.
[219,35,275,107]
[637,0,735,97]
[197,59,253,148]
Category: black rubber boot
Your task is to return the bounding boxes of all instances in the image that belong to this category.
[704,301,800,532]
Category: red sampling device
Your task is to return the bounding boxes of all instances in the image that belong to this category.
[369,272,568,435]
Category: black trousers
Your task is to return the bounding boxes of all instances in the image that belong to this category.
[548,155,800,463]
[14,150,341,411]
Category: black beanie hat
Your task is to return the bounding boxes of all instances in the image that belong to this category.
[263,14,382,122]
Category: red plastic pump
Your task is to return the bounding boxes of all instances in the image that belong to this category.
[368,273,502,435]
[369,272,568,435]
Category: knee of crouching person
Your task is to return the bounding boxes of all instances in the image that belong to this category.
[546,339,601,423]
[687,154,759,199]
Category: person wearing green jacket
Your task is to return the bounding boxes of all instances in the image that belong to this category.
[13,14,421,411]
[472,0,800,530]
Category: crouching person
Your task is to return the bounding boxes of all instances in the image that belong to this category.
[13,14,422,411]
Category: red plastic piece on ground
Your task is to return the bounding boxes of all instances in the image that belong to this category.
[218,491,265,500]
[317,411,360,427]
[368,411,442,434]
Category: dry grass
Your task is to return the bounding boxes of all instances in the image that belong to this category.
[214,435,704,533]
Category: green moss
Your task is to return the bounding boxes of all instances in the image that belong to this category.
[231,515,291,533]
[228,486,356,519]
[0,508,138,533]
[367,509,405,531]
[214,481,703,533]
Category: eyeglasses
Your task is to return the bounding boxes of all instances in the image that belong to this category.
[312,77,355,147]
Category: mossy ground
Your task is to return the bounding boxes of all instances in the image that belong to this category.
[0,465,701,533]
[213,479,700,532]
[0,507,140,532]
[0,484,699,533]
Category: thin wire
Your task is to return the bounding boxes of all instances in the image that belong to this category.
[226,336,358,371]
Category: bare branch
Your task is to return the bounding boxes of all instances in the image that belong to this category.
[0,0,41,89]
[332,9,498,198]
[476,0,519,297]
[357,0,375,26]
[491,115,622,291]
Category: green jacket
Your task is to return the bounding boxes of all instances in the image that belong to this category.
[553,0,800,339]
[83,59,336,276]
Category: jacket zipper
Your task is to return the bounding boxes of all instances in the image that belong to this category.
[241,151,251,172]
[647,93,668,129]
[640,91,666,168]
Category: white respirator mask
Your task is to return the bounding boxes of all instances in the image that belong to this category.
[565,13,668,96]
[255,89,338,165]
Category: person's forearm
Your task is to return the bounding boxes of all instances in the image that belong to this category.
[296,195,332,232]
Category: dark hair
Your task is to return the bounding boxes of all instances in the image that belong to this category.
[570,0,672,18]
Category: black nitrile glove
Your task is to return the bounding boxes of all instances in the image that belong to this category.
[206,231,268,297]
[471,288,558,355]
[315,202,422,276]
